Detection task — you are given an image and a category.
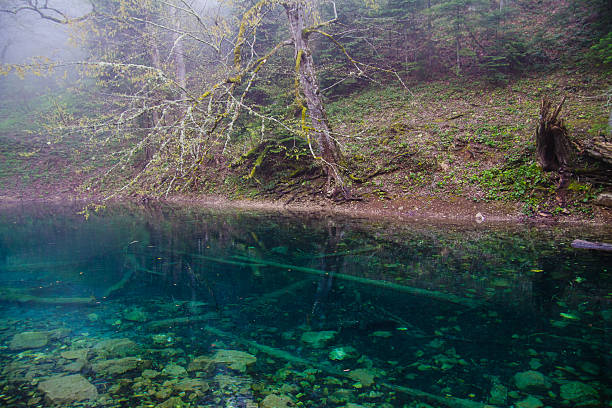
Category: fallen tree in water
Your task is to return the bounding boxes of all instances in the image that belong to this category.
[0,288,97,305]
[571,239,612,252]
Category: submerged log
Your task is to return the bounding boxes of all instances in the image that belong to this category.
[200,324,497,408]
[0,288,97,305]
[231,255,481,308]
[571,239,612,252]
[147,312,220,330]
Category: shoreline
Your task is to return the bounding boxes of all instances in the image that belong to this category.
[2,191,611,228]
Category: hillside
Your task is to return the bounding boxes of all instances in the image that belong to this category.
[1,68,611,223]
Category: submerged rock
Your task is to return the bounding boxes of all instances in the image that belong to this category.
[329,346,359,361]
[162,363,187,377]
[300,331,337,348]
[329,388,353,404]
[124,308,148,322]
[560,381,599,405]
[91,357,150,376]
[211,349,257,373]
[370,331,392,338]
[9,331,49,350]
[152,333,174,346]
[93,338,140,357]
[347,368,375,387]
[141,369,161,379]
[64,359,87,373]
[514,371,551,393]
[489,383,507,405]
[37,374,98,404]
[515,395,543,408]
[187,355,214,373]
[173,378,210,393]
[260,394,295,408]
[61,348,90,361]
[158,396,186,408]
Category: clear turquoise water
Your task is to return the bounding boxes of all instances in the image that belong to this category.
[0,203,610,407]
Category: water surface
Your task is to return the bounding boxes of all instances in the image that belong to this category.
[0,203,610,407]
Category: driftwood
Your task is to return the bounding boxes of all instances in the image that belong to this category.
[231,255,481,308]
[147,312,220,330]
[178,252,265,268]
[0,260,88,272]
[306,246,379,259]
[200,324,497,408]
[571,239,612,252]
[102,253,156,298]
[0,288,97,305]
[248,278,314,306]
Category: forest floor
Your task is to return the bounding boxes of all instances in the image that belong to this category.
[1,68,611,225]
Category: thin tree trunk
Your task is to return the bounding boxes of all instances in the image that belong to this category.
[283,1,347,198]
[150,33,161,127]
[173,8,187,101]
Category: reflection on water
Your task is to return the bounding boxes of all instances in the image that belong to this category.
[0,203,610,407]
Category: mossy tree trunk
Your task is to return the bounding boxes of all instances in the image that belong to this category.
[283,1,349,199]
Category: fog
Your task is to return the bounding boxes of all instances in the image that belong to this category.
[0,0,92,63]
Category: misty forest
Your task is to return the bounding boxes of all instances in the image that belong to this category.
[0,1,612,408]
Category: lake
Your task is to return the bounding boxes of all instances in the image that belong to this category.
[0,203,610,407]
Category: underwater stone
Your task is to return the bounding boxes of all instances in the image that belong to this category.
[48,328,71,340]
[347,369,375,387]
[152,334,174,346]
[529,358,542,370]
[93,338,140,357]
[300,331,337,348]
[187,355,214,373]
[91,357,150,376]
[370,331,392,338]
[9,331,49,350]
[157,396,186,408]
[162,363,187,377]
[37,374,98,405]
[488,383,507,405]
[560,381,599,405]
[514,371,551,393]
[173,378,210,393]
[61,349,90,361]
[64,359,86,373]
[260,394,295,408]
[124,308,148,322]
[141,369,161,379]
[211,349,257,373]
[515,395,543,408]
[329,346,358,361]
[578,362,600,376]
[329,389,353,404]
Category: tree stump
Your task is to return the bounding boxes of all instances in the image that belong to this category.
[535,97,571,204]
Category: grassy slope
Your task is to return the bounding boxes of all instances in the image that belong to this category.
[323,69,611,215]
[1,68,611,219]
